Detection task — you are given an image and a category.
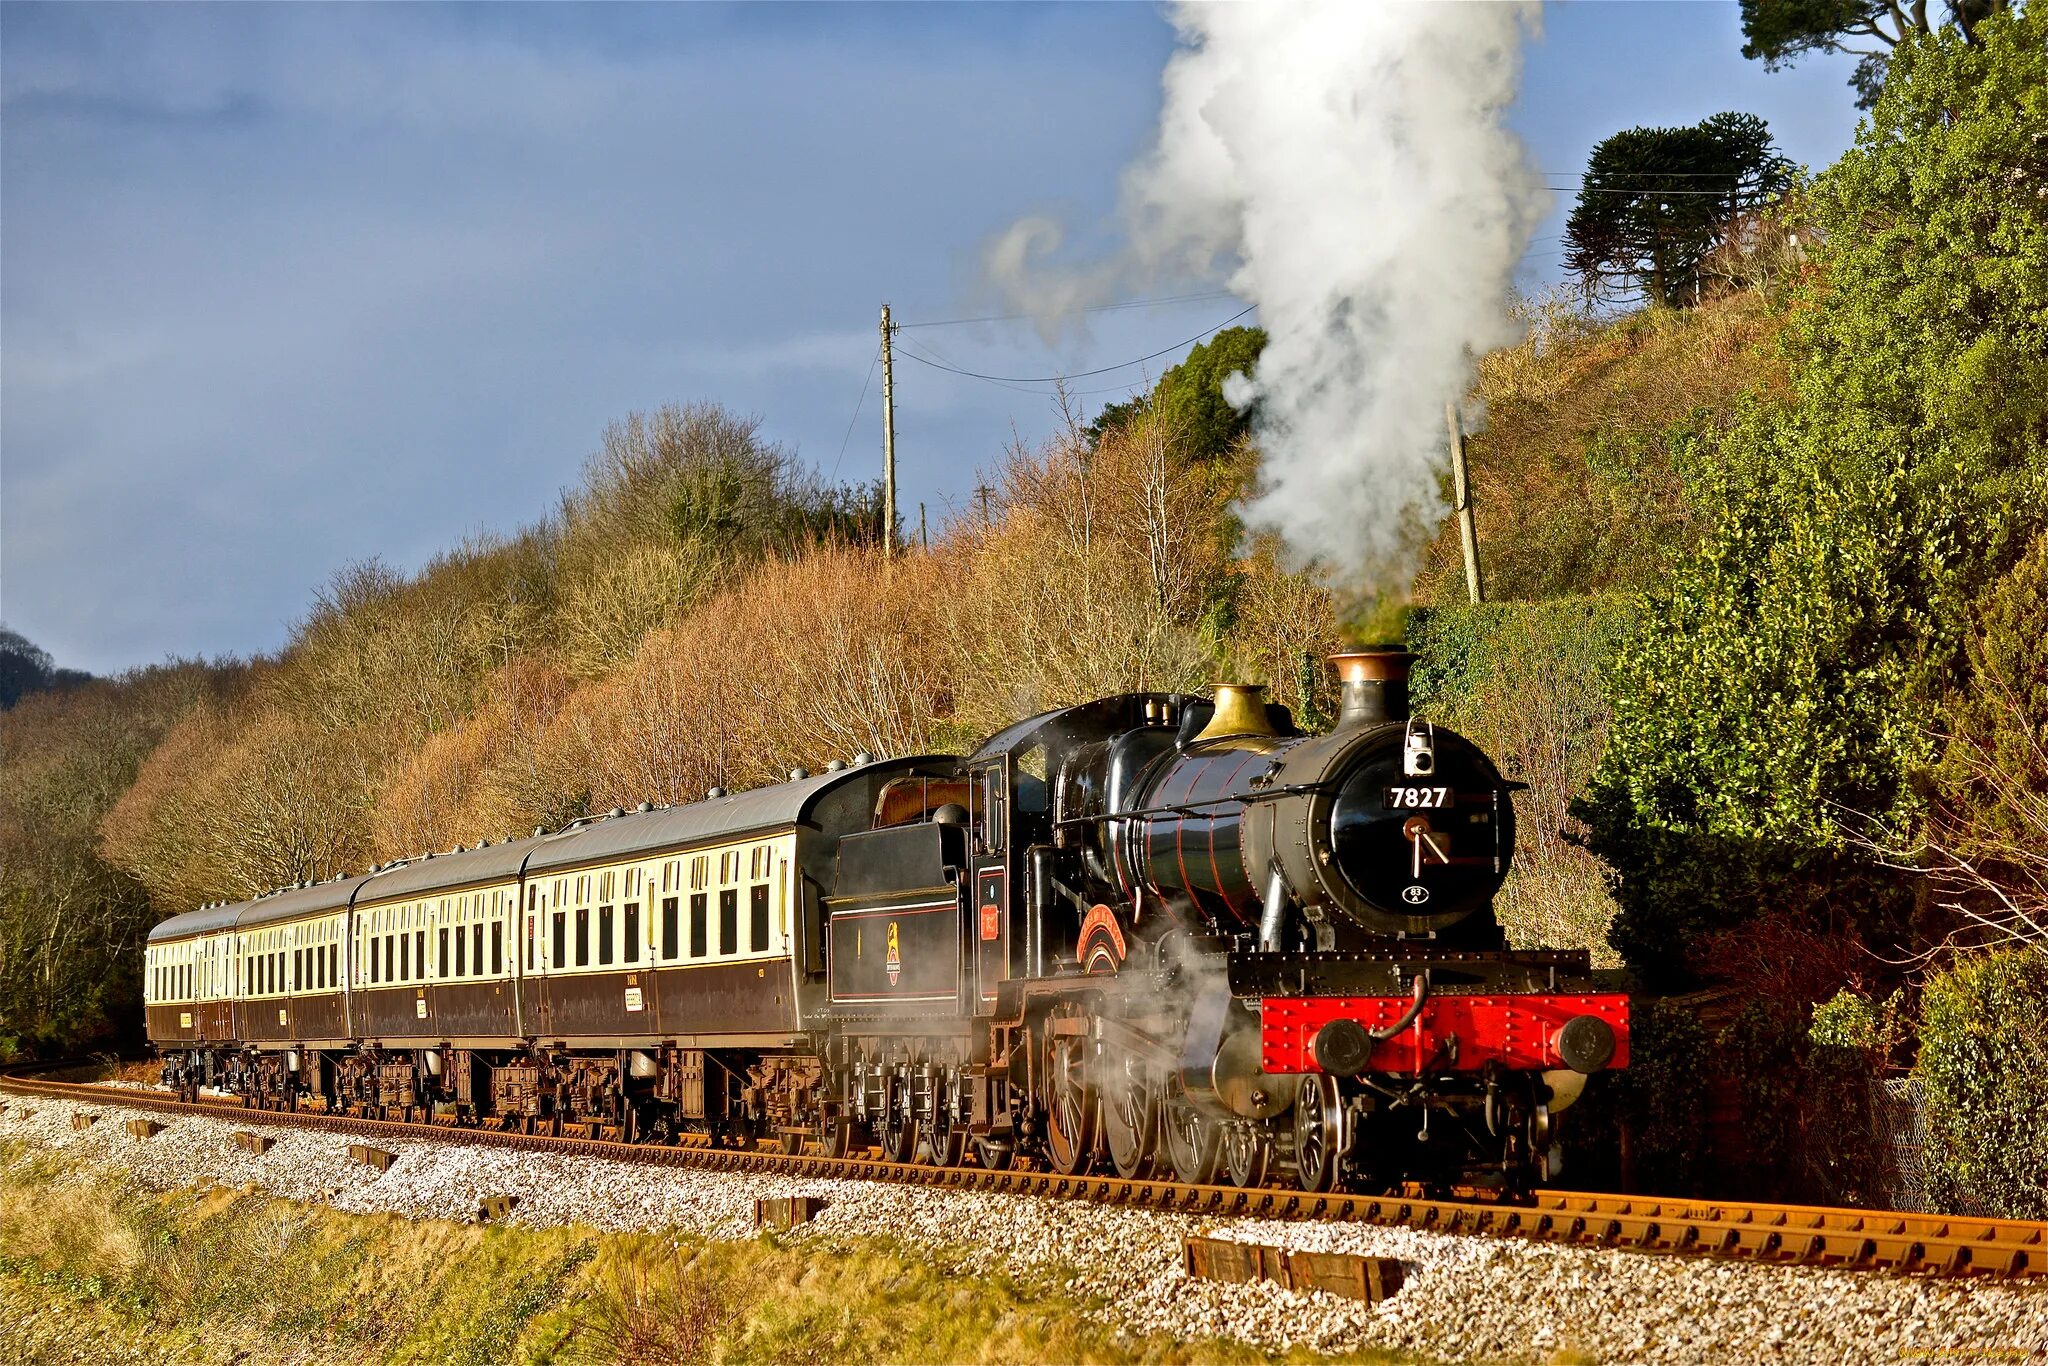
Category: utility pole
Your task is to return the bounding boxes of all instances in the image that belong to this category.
[879,305,898,556]
[975,482,993,527]
[918,502,928,552]
[1445,402,1485,604]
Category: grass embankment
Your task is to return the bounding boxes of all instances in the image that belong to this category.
[0,1146,1426,1366]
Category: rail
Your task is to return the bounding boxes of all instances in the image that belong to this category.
[4,1069,2042,1279]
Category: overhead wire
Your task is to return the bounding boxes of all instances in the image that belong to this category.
[892,304,1257,386]
[827,344,881,485]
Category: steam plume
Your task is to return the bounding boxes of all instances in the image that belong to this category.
[984,1,1546,574]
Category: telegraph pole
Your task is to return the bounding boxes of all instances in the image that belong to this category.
[918,502,928,552]
[880,305,898,555]
[1445,402,1485,604]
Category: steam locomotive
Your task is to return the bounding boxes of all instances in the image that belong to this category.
[145,650,1626,1193]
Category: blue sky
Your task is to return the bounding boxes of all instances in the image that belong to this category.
[1,2,1859,676]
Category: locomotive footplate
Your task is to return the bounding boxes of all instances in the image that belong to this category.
[1227,948,1597,999]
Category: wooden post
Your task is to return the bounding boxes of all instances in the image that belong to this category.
[1446,402,1484,604]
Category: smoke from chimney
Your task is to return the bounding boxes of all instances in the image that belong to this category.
[982,1,1547,577]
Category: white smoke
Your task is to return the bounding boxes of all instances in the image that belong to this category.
[984,1,1547,574]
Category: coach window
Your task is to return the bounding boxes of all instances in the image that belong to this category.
[473,919,485,978]
[598,905,614,966]
[660,897,678,960]
[689,892,708,959]
[526,885,540,971]
[623,902,641,963]
[385,928,396,985]
[454,915,467,977]
[576,905,591,967]
[750,884,770,953]
[490,914,504,975]
[400,926,411,982]
[551,909,567,970]
[718,888,738,956]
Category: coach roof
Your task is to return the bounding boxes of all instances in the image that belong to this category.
[354,832,558,905]
[523,758,941,875]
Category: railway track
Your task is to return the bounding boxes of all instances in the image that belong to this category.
[7,1069,2044,1281]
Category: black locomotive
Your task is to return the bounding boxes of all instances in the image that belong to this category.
[146,650,1626,1193]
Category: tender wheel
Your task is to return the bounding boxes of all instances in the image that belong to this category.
[1041,1010,1097,1176]
[1222,1123,1272,1189]
[1293,1073,1347,1194]
[1100,1048,1159,1181]
[878,1066,917,1163]
[918,1068,967,1167]
[817,1114,853,1159]
[1162,1087,1223,1185]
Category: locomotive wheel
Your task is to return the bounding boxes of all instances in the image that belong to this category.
[1041,1011,1098,1176]
[1222,1123,1272,1189]
[1100,1049,1159,1181]
[1162,1087,1223,1185]
[1293,1073,1347,1194]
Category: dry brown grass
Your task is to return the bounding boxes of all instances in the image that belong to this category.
[1416,288,1791,604]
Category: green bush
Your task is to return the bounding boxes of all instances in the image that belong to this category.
[1915,950,2048,1218]
[1613,1000,1711,1194]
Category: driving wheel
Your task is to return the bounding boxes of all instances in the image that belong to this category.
[1100,1045,1159,1180]
[1042,1007,1098,1175]
[1293,1073,1346,1193]
[1162,1085,1223,1185]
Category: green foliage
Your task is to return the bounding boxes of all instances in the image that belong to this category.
[1739,0,2010,107]
[1915,949,2048,1218]
[1087,326,1267,463]
[1409,597,1634,957]
[1564,113,1794,306]
[1578,11,2048,986]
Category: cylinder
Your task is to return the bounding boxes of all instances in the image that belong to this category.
[1332,650,1413,728]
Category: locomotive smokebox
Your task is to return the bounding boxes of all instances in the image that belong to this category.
[1331,649,1413,728]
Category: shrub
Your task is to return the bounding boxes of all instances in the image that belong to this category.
[1915,949,2048,1218]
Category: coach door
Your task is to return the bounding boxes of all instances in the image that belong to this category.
[969,759,1010,1009]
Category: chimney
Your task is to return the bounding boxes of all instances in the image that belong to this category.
[1331,650,1413,728]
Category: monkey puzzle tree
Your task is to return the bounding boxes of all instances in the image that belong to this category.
[1563,113,1794,309]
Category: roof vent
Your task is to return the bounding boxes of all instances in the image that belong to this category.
[636,801,653,812]
[608,806,626,819]
[708,786,727,799]
[453,844,466,854]
[852,751,874,766]
[826,759,847,772]
[790,767,810,782]
[477,838,491,848]
[534,826,546,837]
[424,851,436,860]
